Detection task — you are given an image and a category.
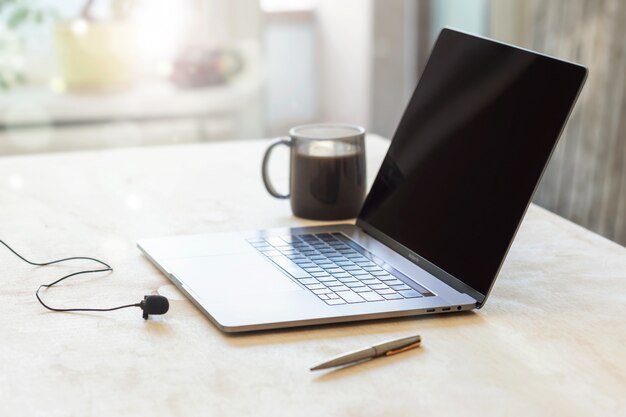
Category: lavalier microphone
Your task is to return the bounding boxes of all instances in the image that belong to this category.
[1,239,170,320]
[140,295,170,319]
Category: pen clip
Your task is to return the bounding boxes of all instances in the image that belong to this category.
[384,341,421,356]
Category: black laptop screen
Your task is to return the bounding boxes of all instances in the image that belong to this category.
[358,29,586,298]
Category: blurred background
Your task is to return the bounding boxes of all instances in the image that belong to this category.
[0,0,625,245]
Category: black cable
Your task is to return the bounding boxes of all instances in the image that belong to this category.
[1,239,140,313]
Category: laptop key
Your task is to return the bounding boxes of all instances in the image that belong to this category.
[382,278,403,285]
[298,278,318,285]
[352,286,371,293]
[314,233,333,239]
[336,290,365,303]
[376,274,397,281]
[333,285,350,292]
[325,298,347,305]
[363,266,383,272]
[375,288,396,295]
[313,288,332,295]
[306,283,325,290]
[345,281,363,288]
[369,283,389,290]
[311,271,331,278]
[327,293,340,299]
[334,272,351,278]
[360,292,385,302]
[399,290,423,298]
[389,284,411,291]
[319,248,337,254]
[324,280,343,287]
[382,293,403,300]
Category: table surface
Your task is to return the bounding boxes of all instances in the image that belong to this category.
[1,136,625,417]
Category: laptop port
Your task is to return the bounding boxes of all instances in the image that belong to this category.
[426,308,435,313]
[442,307,451,311]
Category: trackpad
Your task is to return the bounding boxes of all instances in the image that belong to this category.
[168,253,302,298]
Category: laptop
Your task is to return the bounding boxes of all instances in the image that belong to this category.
[138,29,587,332]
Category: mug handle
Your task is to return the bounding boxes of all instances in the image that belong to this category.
[262,137,291,199]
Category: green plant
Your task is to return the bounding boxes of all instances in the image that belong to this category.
[0,0,135,90]
[0,0,54,89]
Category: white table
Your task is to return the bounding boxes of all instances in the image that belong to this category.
[1,136,625,416]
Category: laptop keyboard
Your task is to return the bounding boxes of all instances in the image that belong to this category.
[247,233,433,305]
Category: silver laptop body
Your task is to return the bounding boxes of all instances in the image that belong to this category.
[138,224,477,332]
[138,29,587,332]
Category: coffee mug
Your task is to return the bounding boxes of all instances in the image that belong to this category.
[262,123,366,220]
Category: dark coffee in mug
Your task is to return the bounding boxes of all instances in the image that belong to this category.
[262,124,367,220]
[290,143,365,220]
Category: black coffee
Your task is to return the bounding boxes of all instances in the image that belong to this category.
[290,150,366,220]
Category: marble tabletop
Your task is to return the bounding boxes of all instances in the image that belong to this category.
[1,135,625,417]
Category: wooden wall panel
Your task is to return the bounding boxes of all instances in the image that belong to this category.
[530,0,626,245]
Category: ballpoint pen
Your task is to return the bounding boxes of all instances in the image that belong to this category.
[310,334,421,371]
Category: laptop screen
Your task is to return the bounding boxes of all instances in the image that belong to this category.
[358,29,586,300]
